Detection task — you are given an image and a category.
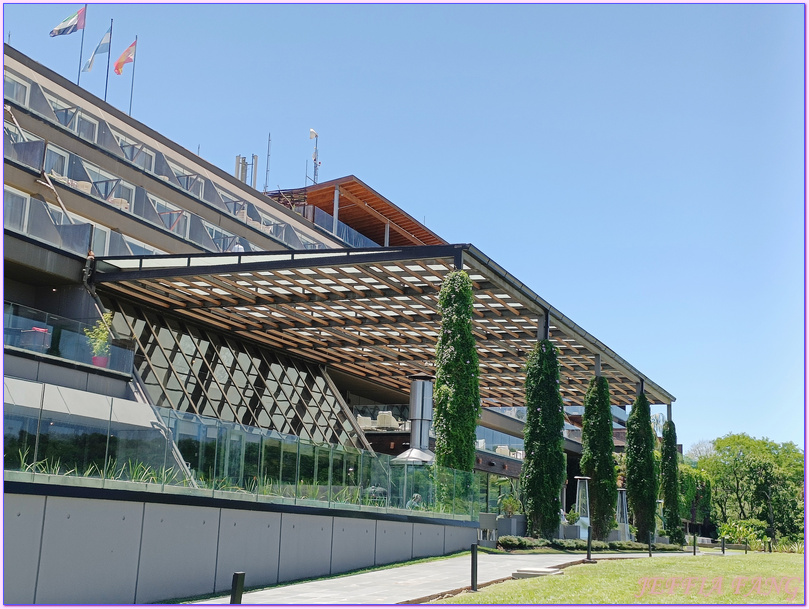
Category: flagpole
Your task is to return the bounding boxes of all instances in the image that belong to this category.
[104,19,113,102]
[76,4,87,85]
[128,35,137,116]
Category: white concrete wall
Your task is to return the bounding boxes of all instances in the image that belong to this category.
[330,516,377,573]
[374,520,414,566]
[413,522,445,558]
[3,494,46,604]
[3,490,477,604]
[214,509,282,592]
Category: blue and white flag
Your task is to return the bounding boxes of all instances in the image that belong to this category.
[49,6,86,37]
[82,27,111,72]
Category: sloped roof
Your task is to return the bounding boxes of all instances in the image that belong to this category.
[265,176,446,247]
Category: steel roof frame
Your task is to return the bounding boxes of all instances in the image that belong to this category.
[91,243,675,409]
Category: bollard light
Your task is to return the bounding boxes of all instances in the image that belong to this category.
[648,532,652,557]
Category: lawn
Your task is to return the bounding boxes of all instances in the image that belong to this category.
[431,553,804,604]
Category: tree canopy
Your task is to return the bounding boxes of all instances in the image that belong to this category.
[696,433,804,542]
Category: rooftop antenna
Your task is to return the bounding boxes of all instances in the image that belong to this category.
[263,132,271,191]
[234,154,258,189]
[310,128,320,184]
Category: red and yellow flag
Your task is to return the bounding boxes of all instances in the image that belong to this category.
[114,40,137,75]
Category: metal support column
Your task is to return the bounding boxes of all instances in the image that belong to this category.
[537,310,550,340]
[332,186,340,234]
[384,222,390,247]
[594,353,602,377]
[666,402,672,422]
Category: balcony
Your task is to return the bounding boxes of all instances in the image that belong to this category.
[4,302,134,374]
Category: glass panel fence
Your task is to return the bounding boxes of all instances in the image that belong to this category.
[5,385,482,520]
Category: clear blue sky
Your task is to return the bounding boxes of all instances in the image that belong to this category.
[3,3,805,452]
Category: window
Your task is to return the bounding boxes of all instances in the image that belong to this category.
[44,145,69,177]
[76,113,97,142]
[114,181,134,205]
[3,72,28,106]
[3,186,29,232]
[123,235,165,256]
[91,224,109,256]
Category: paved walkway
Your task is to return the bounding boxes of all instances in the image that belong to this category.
[193,551,697,605]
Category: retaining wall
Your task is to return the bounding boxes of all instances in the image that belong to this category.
[4,481,478,604]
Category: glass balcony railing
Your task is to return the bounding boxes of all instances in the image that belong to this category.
[5,69,329,252]
[4,190,93,258]
[2,377,480,521]
[296,204,380,249]
[4,302,135,374]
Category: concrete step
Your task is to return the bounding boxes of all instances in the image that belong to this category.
[512,568,564,579]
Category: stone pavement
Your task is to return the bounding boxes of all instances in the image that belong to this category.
[193,551,697,605]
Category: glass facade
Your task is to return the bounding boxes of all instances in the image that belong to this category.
[109,297,363,448]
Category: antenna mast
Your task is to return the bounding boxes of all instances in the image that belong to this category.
[309,128,320,184]
[263,133,271,192]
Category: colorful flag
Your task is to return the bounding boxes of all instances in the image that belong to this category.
[114,40,137,75]
[49,6,86,37]
[82,27,111,72]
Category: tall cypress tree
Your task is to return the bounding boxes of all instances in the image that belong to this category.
[579,375,617,540]
[520,339,566,539]
[626,391,658,542]
[661,419,684,544]
[433,270,480,472]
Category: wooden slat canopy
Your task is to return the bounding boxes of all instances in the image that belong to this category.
[92,244,675,409]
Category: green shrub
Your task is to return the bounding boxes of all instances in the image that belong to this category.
[661,420,684,545]
[550,538,608,551]
[498,535,524,550]
[524,537,551,548]
[565,509,580,525]
[434,271,480,473]
[521,339,566,539]
[608,540,648,551]
[653,543,686,551]
[579,376,617,540]
[626,392,658,542]
[498,535,551,550]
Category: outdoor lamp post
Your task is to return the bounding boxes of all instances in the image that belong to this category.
[574,476,591,541]
[616,488,629,541]
[656,499,664,541]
